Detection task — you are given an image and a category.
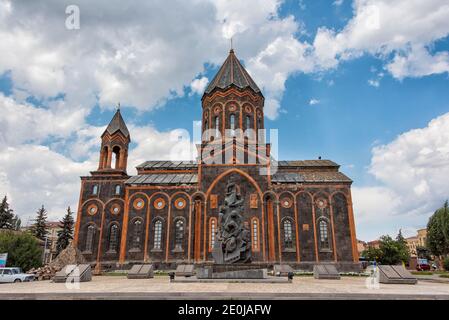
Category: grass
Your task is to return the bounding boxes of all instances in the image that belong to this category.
[411,271,433,275]
[439,274,449,279]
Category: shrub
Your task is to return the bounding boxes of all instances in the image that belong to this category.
[443,257,449,271]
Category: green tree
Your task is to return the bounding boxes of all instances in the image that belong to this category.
[427,201,449,257]
[31,205,48,241]
[362,246,383,262]
[0,196,15,229]
[56,206,74,254]
[0,230,42,271]
[395,229,411,263]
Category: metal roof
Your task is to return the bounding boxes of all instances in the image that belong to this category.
[126,173,198,185]
[136,160,198,170]
[272,171,351,183]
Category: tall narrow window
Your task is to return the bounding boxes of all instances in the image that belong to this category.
[132,220,142,250]
[174,220,184,250]
[85,225,95,252]
[92,185,98,195]
[108,224,119,252]
[230,114,235,136]
[210,218,217,250]
[252,218,259,251]
[204,119,208,141]
[214,116,220,137]
[283,219,293,249]
[114,185,121,195]
[153,220,162,250]
[319,219,330,249]
[245,115,251,138]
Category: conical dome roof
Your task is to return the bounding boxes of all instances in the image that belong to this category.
[204,49,262,96]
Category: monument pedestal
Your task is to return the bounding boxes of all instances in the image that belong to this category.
[196,265,267,279]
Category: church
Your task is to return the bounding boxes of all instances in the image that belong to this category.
[73,49,359,272]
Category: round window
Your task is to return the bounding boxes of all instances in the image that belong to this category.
[133,198,145,210]
[281,198,292,208]
[316,198,328,208]
[154,198,166,210]
[110,204,121,215]
[87,204,98,216]
[174,198,186,209]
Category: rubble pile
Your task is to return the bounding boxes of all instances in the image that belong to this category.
[27,244,87,281]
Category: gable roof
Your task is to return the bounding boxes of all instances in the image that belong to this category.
[204,49,261,96]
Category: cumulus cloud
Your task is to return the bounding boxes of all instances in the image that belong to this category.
[353,112,449,240]
[313,0,449,78]
[190,77,209,96]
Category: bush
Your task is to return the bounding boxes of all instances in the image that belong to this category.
[0,230,42,271]
[443,257,449,271]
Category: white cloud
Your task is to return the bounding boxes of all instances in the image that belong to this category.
[367,79,380,87]
[333,0,344,6]
[0,145,93,224]
[190,76,209,96]
[353,112,449,240]
[309,98,320,105]
[313,0,449,78]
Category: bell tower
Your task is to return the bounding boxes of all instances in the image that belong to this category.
[97,106,130,174]
[199,49,269,164]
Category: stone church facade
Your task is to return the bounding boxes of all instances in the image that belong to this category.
[73,49,359,271]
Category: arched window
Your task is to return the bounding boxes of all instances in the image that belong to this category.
[85,225,95,252]
[283,219,293,249]
[209,218,217,251]
[245,115,252,137]
[174,219,184,250]
[319,219,330,250]
[92,184,98,195]
[214,116,220,137]
[108,224,119,252]
[251,218,259,251]
[115,185,121,195]
[230,114,235,136]
[153,220,162,250]
[131,220,142,250]
[112,146,121,170]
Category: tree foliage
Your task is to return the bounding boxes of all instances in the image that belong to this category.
[31,205,48,241]
[0,230,42,271]
[0,196,20,230]
[427,201,449,257]
[362,231,410,265]
[56,206,74,254]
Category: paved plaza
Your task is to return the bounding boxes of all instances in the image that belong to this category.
[0,276,448,299]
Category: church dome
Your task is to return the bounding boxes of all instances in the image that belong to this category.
[203,49,262,97]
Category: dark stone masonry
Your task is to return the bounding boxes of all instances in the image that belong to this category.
[73,49,360,272]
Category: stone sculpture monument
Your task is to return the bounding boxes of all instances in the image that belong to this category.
[212,178,252,264]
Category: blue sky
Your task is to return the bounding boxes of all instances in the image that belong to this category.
[1,0,449,240]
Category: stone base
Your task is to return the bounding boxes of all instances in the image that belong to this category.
[196,265,268,279]
[172,276,289,283]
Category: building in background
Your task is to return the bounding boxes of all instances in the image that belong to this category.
[406,228,427,257]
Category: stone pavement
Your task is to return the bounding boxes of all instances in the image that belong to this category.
[0,276,448,300]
